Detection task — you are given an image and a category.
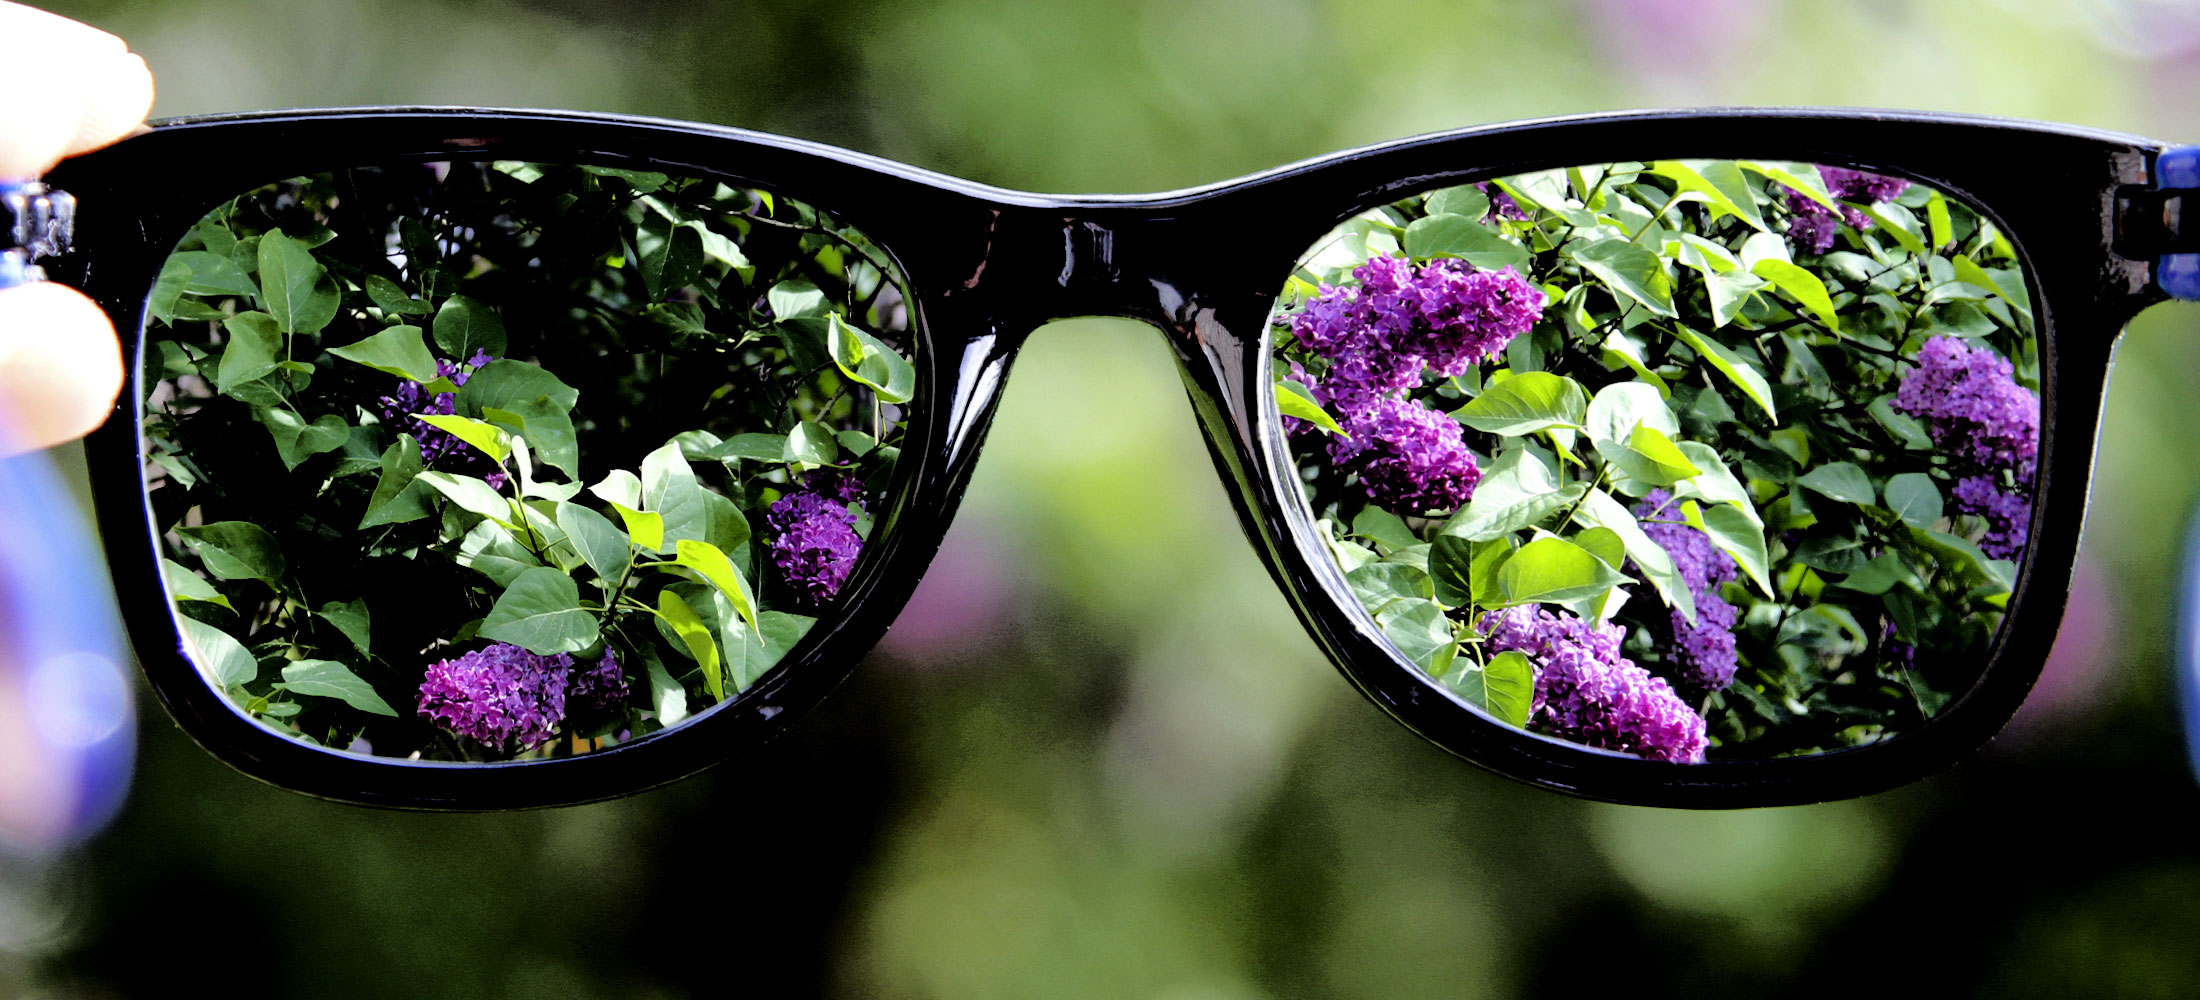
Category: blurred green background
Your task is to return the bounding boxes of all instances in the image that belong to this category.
[14,0,2200,995]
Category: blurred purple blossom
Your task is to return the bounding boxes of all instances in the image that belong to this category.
[1633,489,1740,695]
[378,351,507,490]
[567,649,629,715]
[1328,395,1482,514]
[1780,166,1908,255]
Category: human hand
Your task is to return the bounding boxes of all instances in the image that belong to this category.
[0,1,152,455]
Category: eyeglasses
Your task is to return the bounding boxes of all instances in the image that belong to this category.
[32,106,2194,810]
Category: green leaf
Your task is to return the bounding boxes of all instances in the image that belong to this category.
[414,471,512,522]
[1926,190,1955,249]
[169,249,260,298]
[1869,395,1934,450]
[1909,526,2015,591]
[1682,499,1773,596]
[1668,326,1778,422]
[1351,507,1420,551]
[179,618,257,690]
[1569,238,1676,317]
[177,522,285,582]
[1861,203,1928,256]
[1450,371,1588,435]
[1797,462,1876,505]
[1574,488,1695,624]
[1445,649,1534,727]
[657,588,723,701]
[258,408,350,470]
[1442,447,1585,542]
[1625,425,1701,482]
[457,360,578,419]
[590,469,644,509]
[364,274,433,316]
[163,559,234,611]
[413,414,512,464]
[318,599,371,654]
[1426,535,1477,607]
[1401,214,1531,272]
[430,294,508,359]
[1374,599,1454,671]
[1349,561,1435,609]
[1749,258,1841,332]
[1833,552,1918,596]
[1739,161,1834,209]
[329,324,440,382]
[215,312,284,392]
[1425,184,1492,220]
[256,230,341,334]
[825,313,917,404]
[480,567,600,655]
[1585,381,1678,447]
[1703,269,1768,329]
[704,433,792,463]
[146,257,191,324]
[1276,380,1344,436]
[556,502,631,588]
[1573,525,1626,570]
[786,421,841,466]
[360,435,437,528]
[606,501,665,552]
[1649,160,1769,232]
[1494,536,1632,606]
[641,441,697,512]
[279,660,397,717]
[1882,472,1945,527]
[767,278,830,320]
[455,520,542,587]
[636,208,705,299]
[674,539,761,638]
[480,396,580,480]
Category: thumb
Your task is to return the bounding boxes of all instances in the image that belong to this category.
[0,281,125,457]
[0,2,154,178]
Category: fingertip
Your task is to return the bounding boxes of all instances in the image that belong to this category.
[0,283,124,457]
[65,52,155,158]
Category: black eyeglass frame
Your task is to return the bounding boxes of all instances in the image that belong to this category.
[46,106,2173,810]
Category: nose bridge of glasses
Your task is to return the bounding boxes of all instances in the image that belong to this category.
[971,205,1193,333]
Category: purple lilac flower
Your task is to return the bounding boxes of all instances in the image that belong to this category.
[1895,336,2040,560]
[1780,167,1909,255]
[1328,395,1483,514]
[1479,605,1708,763]
[1473,181,1530,223]
[1894,336,2040,480]
[567,649,630,715]
[378,351,507,489]
[1952,474,2032,560]
[1290,255,1544,406]
[417,642,570,752]
[1632,489,1740,695]
[766,470,867,602]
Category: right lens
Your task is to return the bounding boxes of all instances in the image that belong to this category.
[140,160,915,763]
[1267,160,2039,763]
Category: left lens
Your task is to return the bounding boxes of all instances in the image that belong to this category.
[140,161,914,762]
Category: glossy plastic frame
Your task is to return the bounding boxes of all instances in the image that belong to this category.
[48,106,2170,810]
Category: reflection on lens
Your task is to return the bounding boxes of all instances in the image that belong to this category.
[1270,162,2037,762]
[143,162,914,762]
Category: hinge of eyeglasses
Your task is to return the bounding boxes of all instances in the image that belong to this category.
[2120,146,2200,300]
[0,180,77,290]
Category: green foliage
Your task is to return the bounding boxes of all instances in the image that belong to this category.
[1277,158,2035,759]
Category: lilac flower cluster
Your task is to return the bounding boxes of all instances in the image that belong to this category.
[1894,336,2040,559]
[567,650,630,716]
[378,349,506,489]
[1633,490,1739,696]
[1288,254,1545,512]
[417,642,573,752]
[1479,605,1708,763]
[1781,166,1912,255]
[1472,181,1530,223]
[766,470,867,602]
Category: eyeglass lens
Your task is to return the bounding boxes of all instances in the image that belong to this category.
[1268,161,2038,763]
[141,161,914,763]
